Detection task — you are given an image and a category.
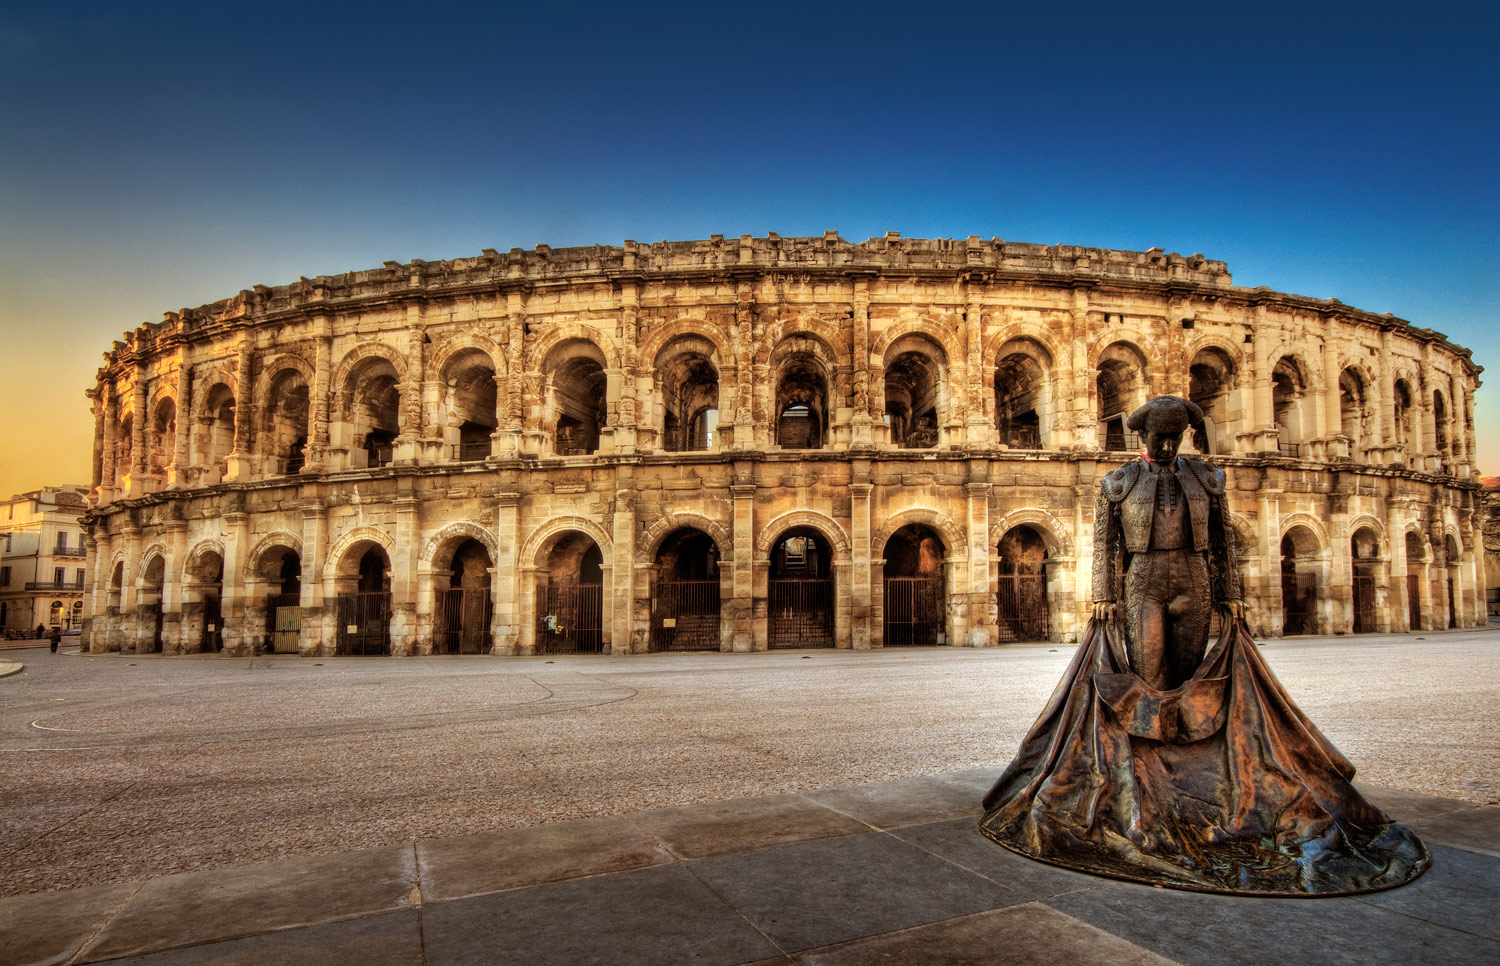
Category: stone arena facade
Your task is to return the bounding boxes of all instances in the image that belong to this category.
[80,233,1484,657]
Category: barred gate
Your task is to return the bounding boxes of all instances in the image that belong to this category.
[1407,575,1421,630]
[883,576,944,646]
[996,574,1049,643]
[202,594,223,652]
[438,588,492,654]
[1352,575,1376,633]
[336,592,390,655]
[651,579,720,651]
[768,578,833,648]
[536,584,603,654]
[1282,574,1317,635]
[266,593,301,653]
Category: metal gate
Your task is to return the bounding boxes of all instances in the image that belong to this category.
[768,578,833,648]
[266,593,301,653]
[1282,573,1317,635]
[651,579,720,651]
[438,587,492,654]
[996,574,1050,642]
[1352,574,1376,633]
[1448,577,1457,628]
[883,576,944,646]
[535,584,603,654]
[202,594,223,652]
[1407,575,1421,630]
[336,592,390,655]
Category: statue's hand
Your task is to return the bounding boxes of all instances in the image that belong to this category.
[1221,600,1246,621]
[1092,601,1116,621]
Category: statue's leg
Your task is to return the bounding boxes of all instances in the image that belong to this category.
[1124,553,1170,689]
[1164,553,1212,689]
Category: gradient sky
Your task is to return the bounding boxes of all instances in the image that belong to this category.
[2,2,1496,498]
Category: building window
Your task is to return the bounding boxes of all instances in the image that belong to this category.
[57,532,68,550]
[75,569,86,588]
[0,566,8,587]
[54,567,64,585]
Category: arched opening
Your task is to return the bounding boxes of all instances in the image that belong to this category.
[49,600,62,628]
[441,349,498,462]
[263,369,310,476]
[1272,358,1308,458]
[884,338,943,449]
[199,383,236,484]
[1405,531,1425,630]
[346,359,401,469]
[657,339,720,453]
[544,341,608,456]
[1340,369,1370,461]
[536,532,604,653]
[650,528,722,651]
[774,354,828,450]
[108,561,124,620]
[995,340,1049,450]
[1351,528,1379,633]
[1096,343,1147,451]
[149,398,176,485]
[1434,390,1450,463]
[997,525,1050,642]
[436,538,493,654]
[1188,348,1236,455]
[185,550,225,653]
[140,554,165,652]
[768,527,833,648]
[882,524,945,645]
[70,600,83,628]
[1280,527,1320,635]
[1444,534,1460,628]
[115,412,134,489]
[1392,379,1414,461]
[335,545,392,655]
[262,548,302,653]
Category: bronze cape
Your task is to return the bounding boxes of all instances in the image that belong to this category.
[978,616,1431,896]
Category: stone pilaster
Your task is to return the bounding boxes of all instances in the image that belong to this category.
[491,492,521,654]
[299,500,327,655]
[848,466,872,649]
[305,320,332,472]
[964,475,992,646]
[225,334,255,480]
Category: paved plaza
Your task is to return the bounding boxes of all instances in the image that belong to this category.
[1,630,1498,963]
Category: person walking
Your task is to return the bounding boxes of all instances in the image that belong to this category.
[49,625,61,653]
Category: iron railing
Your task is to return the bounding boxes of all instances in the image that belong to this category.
[883,576,944,646]
[336,592,391,655]
[53,546,86,557]
[1352,574,1376,633]
[266,592,301,653]
[201,594,223,652]
[650,579,721,651]
[25,581,85,591]
[996,573,1050,642]
[1407,575,1421,630]
[458,439,490,462]
[767,578,834,648]
[536,583,603,654]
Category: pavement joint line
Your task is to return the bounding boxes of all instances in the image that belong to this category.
[63,879,144,966]
[680,855,793,961]
[1350,893,1500,944]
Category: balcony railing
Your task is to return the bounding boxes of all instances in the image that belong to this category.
[53,546,86,557]
[25,581,86,591]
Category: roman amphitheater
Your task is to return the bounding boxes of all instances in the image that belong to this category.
[79,232,1483,657]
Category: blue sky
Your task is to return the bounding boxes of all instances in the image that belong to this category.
[2,2,1496,495]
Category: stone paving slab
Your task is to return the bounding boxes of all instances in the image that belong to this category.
[3,771,1498,965]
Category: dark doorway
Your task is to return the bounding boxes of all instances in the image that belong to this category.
[1280,533,1317,635]
[883,524,945,645]
[768,529,833,648]
[337,547,391,655]
[996,526,1050,642]
[651,529,721,651]
[1351,529,1378,633]
[437,539,493,654]
[536,535,604,654]
[266,551,302,653]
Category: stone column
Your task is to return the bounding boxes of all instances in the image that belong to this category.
[733,284,757,450]
[1374,329,1399,463]
[491,492,521,653]
[299,500,327,655]
[499,291,527,457]
[86,530,109,652]
[1328,488,1352,632]
[1247,304,1276,452]
[849,466,872,649]
[964,297,992,447]
[1449,371,1467,472]
[965,474,993,646]
[170,349,192,488]
[731,466,756,651]
[129,370,148,497]
[221,508,249,654]
[850,279,873,448]
[99,386,118,504]
[395,310,424,464]
[614,282,638,455]
[225,335,255,480]
[161,522,187,653]
[1257,476,1282,637]
[1322,335,1345,460]
[389,482,420,654]
[119,523,141,652]
[1068,290,1090,448]
[305,320,332,472]
[611,484,636,654]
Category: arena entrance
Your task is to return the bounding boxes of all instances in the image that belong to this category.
[650,528,721,652]
[996,526,1050,642]
[1351,529,1378,634]
[336,546,391,655]
[141,555,165,653]
[437,539,493,654]
[1405,532,1424,630]
[535,533,604,654]
[1280,528,1320,635]
[882,524,945,645]
[187,550,226,653]
[768,528,833,648]
[264,550,302,653]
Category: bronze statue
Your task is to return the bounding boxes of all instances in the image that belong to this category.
[980,396,1430,896]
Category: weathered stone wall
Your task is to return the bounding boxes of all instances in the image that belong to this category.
[80,234,1484,655]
